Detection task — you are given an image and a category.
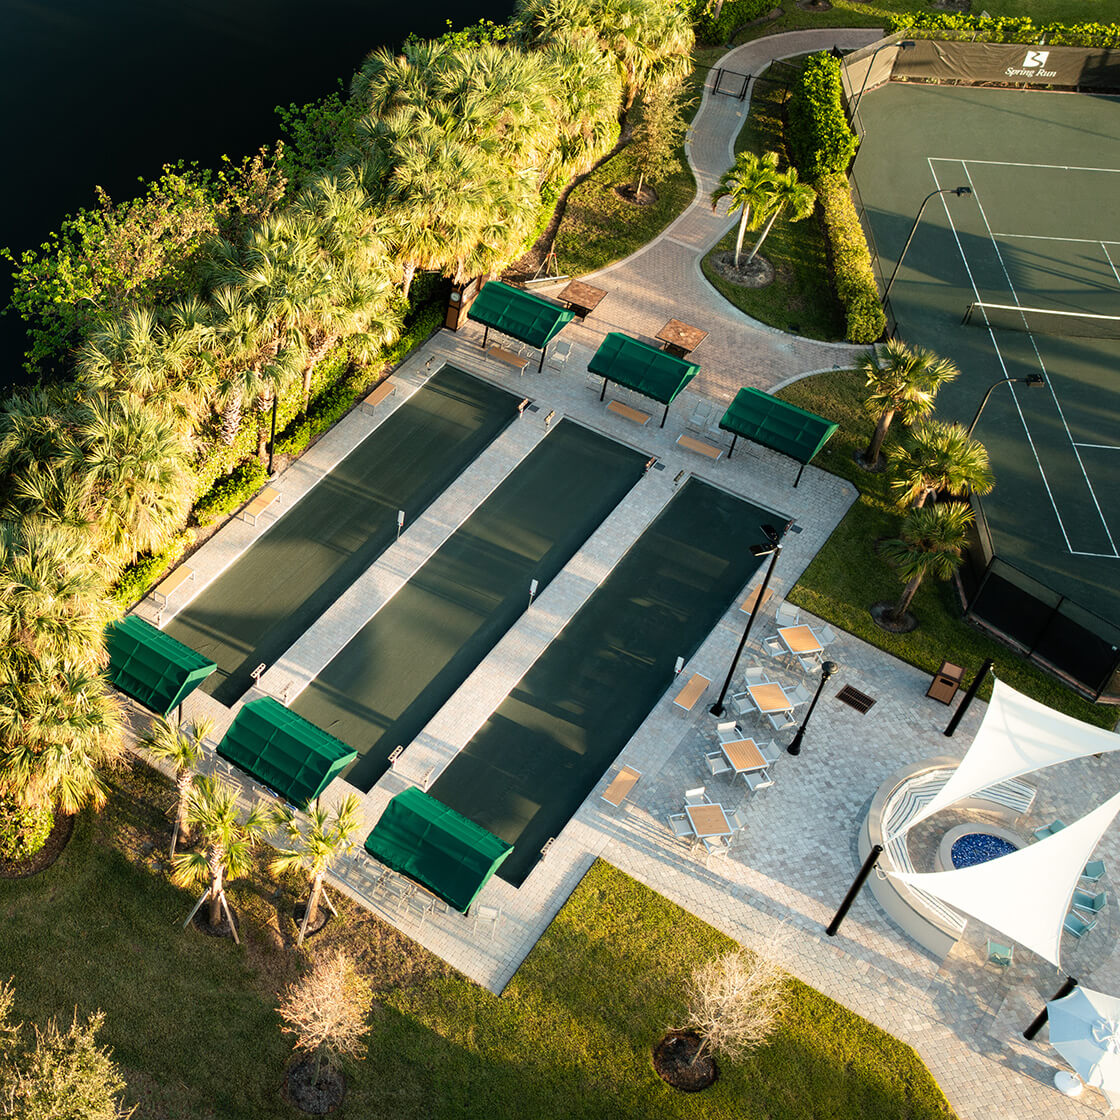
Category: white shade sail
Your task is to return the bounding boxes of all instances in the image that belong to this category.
[1048,985,1120,1107]
[890,789,1120,966]
[890,679,1120,838]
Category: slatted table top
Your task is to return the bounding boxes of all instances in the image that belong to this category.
[685,803,731,839]
[746,682,793,713]
[721,738,766,774]
[778,624,822,655]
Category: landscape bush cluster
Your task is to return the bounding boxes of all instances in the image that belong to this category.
[787,53,857,181]
[693,0,773,45]
[888,13,1120,48]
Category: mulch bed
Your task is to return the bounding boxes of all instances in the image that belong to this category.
[0,810,74,879]
[283,1058,346,1114]
[796,0,832,9]
[710,250,775,289]
[612,183,659,207]
[292,903,332,939]
[652,1031,718,1092]
[871,601,918,633]
[191,903,240,939]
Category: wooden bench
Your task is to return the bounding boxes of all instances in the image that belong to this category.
[152,565,194,607]
[487,345,529,373]
[607,400,651,426]
[739,584,774,615]
[673,672,710,712]
[361,379,396,413]
[241,486,281,526]
[676,433,722,460]
[602,765,642,807]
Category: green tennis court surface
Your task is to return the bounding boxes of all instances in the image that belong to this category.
[291,420,648,790]
[429,479,778,887]
[853,84,1120,624]
[164,367,520,704]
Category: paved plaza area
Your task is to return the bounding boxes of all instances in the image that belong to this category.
[125,29,1120,1120]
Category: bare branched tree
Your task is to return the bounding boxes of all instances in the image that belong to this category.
[277,952,373,1086]
[682,943,788,1067]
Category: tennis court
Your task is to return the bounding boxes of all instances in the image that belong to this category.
[290,420,648,790]
[164,367,520,704]
[429,479,777,886]
[853,84,1120,654]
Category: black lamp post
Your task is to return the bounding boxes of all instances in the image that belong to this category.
[709,522,789,718]
[787,660,839,756]
[882,187,971,306]
[966,374,1045,437]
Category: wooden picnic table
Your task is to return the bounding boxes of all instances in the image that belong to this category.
[778,624,822,657]
[656,318,708,358]
[739,584,774,615]
[720,738,767,777]
[685,803,732,840]
[673,672,710,711]
[557,280,607,319]
[744,682,793,715]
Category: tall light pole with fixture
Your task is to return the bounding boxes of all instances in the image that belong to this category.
[849,40,914,131]
[882,187,972,307]
[966,374,1045,437]
[709,522,791,718]
[786,660,839,756]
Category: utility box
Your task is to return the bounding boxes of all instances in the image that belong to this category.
[927,661,965,704]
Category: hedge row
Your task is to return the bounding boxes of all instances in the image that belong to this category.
[694,0,773,45]
[815,173,885,344]
[787,53,858,182]
[886,14,1120,48]
[192,459,270,528]
[110,530,194,607]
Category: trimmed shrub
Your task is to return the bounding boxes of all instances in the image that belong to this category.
[886,13,1120,48]
[191,459,270,527]
[815,173,885,343]
[694,0,774,45]
[787,53,858,181]
[111,531,195,606]
[0,799,54,861]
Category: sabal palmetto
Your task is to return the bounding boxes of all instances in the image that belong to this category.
[172,776,266,931]
[143,716,214,857]
[880,502,974,624]
[859,339,959,469]
[712,151,779,269]
[887,419,994,508]
[269,794,363,946]
[744,165,817,264]
[545,34,623,176]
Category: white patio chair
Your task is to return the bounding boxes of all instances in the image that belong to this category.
[788,683,813,707]
[742,665,768,687]
[775,601,800,627]
[816,625,838,647]
[797,654,822,673]
[703,835,730,865]
[761,635,786,659]
[746,769,775,793]
[759,739,781,766]
[716,720,742,744]
[728,805,750,835]
[768,710,797,732]
[473,903,502,939]
[548,339,572,371]
[684,786,709,806]
[705,751,733,778]
[731,691,758,717]
[668,812,695,844]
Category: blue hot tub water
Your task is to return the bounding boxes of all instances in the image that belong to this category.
[950,833,1018,869]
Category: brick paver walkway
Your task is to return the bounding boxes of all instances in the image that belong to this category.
[534,29,882,401]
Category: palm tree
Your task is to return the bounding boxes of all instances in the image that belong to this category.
[269,794,363,946]
[142,716,213,857]
[888,420,995,508]
[711,152,779,269]
[744,165,817,265]
[880,502,974,624]
[172,775,266,934]
[859,339,960,469]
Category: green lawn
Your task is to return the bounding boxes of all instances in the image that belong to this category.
[701,56,846,340]
[0,760,957,1119]
[777,369,1117,729]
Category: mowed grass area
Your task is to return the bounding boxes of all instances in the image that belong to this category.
[701,56,846,340]
[778,369,1116,728]
[0,759,956,1120]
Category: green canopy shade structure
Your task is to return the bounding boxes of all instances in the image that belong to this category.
[216,697,357,808]
[363,787,512,913]
[467,280,574,371]
[588,332,699,427]
[719,387,838,487]
[104,615,216,717]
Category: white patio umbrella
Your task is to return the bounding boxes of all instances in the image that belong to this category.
[1047,985,1120,1107]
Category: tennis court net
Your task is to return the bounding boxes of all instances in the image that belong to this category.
[962,301,1120,339]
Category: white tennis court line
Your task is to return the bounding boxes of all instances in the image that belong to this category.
[1103,244,1120,289]
[1075,443,1120,450]
[990,234,1120,246]
[927,157,1119,559]
[932,158,1120,174]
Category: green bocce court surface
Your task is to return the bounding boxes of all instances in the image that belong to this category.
[291,420,648,790]
[852,83,1120,628]
[164,367,520,704]
[430,479,778,886]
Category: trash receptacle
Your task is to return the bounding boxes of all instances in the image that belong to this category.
[927,661,964,704]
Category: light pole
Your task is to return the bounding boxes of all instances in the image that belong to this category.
[850,40,913,130]
[966,374,1045,437]
[709,522,790,718]
[787,660,839,756]
[882,187,971,306]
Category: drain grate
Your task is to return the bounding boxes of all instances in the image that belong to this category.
[836,685,876,714]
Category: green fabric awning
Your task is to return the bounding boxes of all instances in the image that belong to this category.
[588,332,698,426]
[467,280,574,350]
[216,697,357,807]
[719,387,838,486]
[364,787,512,913]
[105,615,216,716]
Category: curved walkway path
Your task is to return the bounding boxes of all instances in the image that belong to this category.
[538,28,882,401]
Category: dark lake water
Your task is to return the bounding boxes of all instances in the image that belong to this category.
[0,0,512,388]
